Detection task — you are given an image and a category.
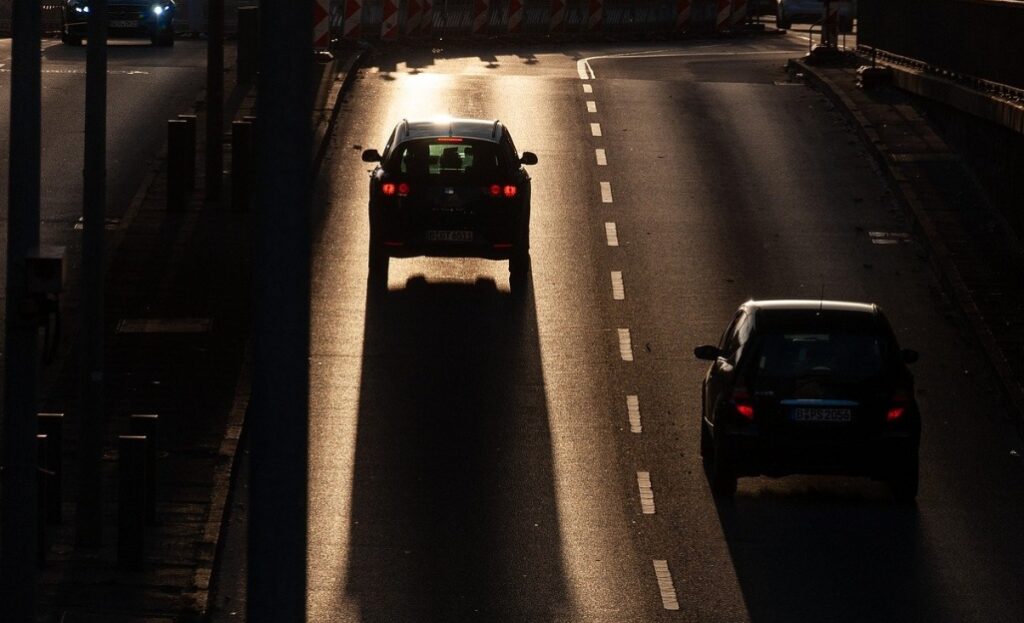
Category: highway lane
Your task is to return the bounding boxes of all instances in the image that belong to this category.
[299,36,1024,622]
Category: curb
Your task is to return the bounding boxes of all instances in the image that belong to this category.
[793,57,1024,435]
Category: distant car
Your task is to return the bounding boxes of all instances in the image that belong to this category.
[61,0,176,46]
[694,300,921,501]
[776,0,854,32]
[361,118,538,297]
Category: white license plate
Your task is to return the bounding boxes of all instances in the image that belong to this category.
[789,407,852,423]
[110,20,138,28]
[426,230,473,242]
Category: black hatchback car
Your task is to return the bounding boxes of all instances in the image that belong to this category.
[61,0,176,46]
[694,300,921,501]
[361,118,538,296]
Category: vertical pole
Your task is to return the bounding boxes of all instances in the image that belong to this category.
[1,0,41,616]
[76,0,109,549]
[206,0,225,202]
[248,0,311,619]
[38,413,64,524]
[117,435,147,568]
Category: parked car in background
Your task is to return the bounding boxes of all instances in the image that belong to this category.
[61,0,176,46]
[694,300,921,502]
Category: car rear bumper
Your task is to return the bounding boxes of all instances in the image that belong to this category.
[723,433,918,478]
[380,241,522,261]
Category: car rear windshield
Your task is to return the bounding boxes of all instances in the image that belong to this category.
[389,138,506,183]
[751,332,888,383]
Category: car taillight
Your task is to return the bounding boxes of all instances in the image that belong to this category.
[488,184,518,198]
[398,182,410,197]
[381,182,409,197]
[489,184,501,197]
[888,389,911,422]
[503,184,518,198]
[382,183,396,196]
[732,388,754,421]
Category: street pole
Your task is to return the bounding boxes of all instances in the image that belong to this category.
[1,0,42,618]
[248,0,311,620]
[76,0,109,548]
[206,0,224,202]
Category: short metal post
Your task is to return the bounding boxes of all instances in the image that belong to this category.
[167,119,190,211]
[177,114,198,192]
[117,435,147,568]
[36,433,48,566]
[237,6,260,84]
[37,412,63,524]
[128,414,159,525]
[232,120,254,211]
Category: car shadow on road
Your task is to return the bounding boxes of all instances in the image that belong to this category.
[713,483,940,623]
[345,275,570,622]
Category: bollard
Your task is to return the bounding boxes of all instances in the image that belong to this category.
[118,435,148,568]
[177,114,198,192]
[37,433,49,566]
[231,120,254,212]
[237,6,260,84]
[37,412,63,524]
[129,414,159,525]
[167,119,190,211]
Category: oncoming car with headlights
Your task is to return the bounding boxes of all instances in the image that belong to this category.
[61,0,176,46]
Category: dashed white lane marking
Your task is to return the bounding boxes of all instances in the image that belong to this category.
[653,560,680,610]
[605,222,618,247]
[582,83,593,93]
[637,471,655,514]
[590,122,602,137]
[586,100,597,113]
[626,394,642,432]
[617,328,634,362]
[600,181,613,203]
[611,271,625,300]
[595,148,607,166]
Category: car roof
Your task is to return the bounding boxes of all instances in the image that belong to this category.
[742,299,878,314]
[741,300,888,333]
[397,118,505,143]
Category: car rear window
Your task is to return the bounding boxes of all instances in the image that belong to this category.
[389,138,505,182]
[752,332,887,383]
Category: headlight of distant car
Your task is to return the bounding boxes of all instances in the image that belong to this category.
[151,3,172,15]
[68,0,90,13]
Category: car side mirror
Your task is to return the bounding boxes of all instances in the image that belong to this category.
[361,149,382,163]
[901,349,919,364]
[520,151,538,166]
[694,345,721,361]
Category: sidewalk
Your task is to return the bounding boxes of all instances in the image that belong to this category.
[793,53,1024,438]
[34,42,366,622]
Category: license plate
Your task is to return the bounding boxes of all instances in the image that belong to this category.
[110,19,138,28]
[789,407,852,423]
[426,230,473,242]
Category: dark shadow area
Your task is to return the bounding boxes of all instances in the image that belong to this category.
[345,275,570,622]
[41,41,177,62]
[714,485,936,623]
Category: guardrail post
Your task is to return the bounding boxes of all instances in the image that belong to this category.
[129,414,159,525]
[237,6,259,84]
[37,412,63,524]
[232,120,254,211]
[117,435,147,568]
[167,118,189,211]
[177,114,197,192]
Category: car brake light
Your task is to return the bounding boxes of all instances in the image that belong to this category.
[398,182,410,196]
[503,184,518,198]
[732,388,754,421]
[382,182,396,196]
[888,389,911,422]
[437,137,464,143]
[489,184,501,197]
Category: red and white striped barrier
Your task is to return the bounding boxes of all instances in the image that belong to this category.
[420,0,434,36]
[715,0,731,31]
[380,0,399,39]
[675,0,691,32]
[730,0,746,27]
[506,0,524,34]
[550,0,566,32]
[342,0,362,38]
[587,0,604,31]
[313,0,330,48]
[472,0,489,36]
[405,0,422,36]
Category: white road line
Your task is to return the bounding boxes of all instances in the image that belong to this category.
[605,222,619,247]
[653,560,681,610]
[626,395,642,433]
[590,122,602,137]
[637,471,655,514]
[595,148,607,166]
[577,59,596,80]
[586,100,597,113]
[600,181,613,203]
[617,328,633,362]
[611,271,625,300]
[582,83,593,93]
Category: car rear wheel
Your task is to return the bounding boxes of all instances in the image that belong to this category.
[888,455,919,503]
[509,252,531,300]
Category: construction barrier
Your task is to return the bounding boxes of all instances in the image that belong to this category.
[676,0,692,32]
[730,0,745,28]
[314,0,331,48]
[587,0,603,31]
[550,0,567,31]
[715,0,731,31]
[405,0,423,35]
[507,0,524,33]
[343,0,363,38]
[472,0,490,35]
[381,0,399,38]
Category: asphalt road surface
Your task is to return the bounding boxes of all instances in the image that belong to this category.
[231,35,1022,623]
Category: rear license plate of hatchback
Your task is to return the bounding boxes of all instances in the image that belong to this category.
[789,407,853,423]
[110,20,138,28]
[426,230,473,243]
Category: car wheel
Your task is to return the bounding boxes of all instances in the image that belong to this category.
[709,435,738,497]
[888,455,919,504]
[776,11,791,30]
[509,252,531,300]
[367,244,389,294]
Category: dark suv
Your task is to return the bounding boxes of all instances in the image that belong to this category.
[361,118,538,296]
[61,0,176,46]
[694,300,921,501]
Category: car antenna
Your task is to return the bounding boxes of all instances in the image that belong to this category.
[818,284,825,315]
[492,119,500,138]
